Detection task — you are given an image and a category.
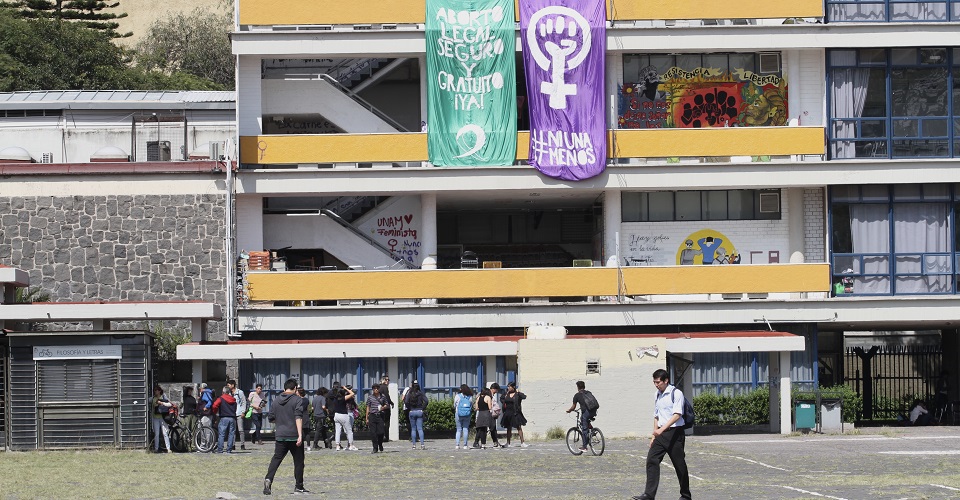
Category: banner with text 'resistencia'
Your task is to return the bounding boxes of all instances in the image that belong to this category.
[520,0,606,180]
[426,0,517,166]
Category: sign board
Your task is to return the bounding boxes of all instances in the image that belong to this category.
[33,345,123,361]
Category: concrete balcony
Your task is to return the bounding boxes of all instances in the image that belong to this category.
[239,126,826,166]
[238,0,823,26]
[244,263,831,304]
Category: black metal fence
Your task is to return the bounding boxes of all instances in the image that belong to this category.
[844,344,942,420]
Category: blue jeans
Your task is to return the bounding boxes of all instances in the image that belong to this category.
[579,409,592,447]
[217,417,236,452]
[409,409,425,444]
[455,414,471,446]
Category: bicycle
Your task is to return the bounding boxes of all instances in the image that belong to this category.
[566,409,604,456]
[193,414,217,453]
[165,406,189,453]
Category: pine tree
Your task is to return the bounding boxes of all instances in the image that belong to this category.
[1,0,131,38]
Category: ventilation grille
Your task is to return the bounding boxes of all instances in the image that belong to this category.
[759,192,781,213]
[39,152,54,163]
[759,52,781,74]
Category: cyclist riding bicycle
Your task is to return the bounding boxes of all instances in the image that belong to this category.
[565,380,595,453]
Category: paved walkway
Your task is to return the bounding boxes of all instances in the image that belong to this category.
[207,426,960,499]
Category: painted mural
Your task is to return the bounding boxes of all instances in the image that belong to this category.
[675,229,739,266]
[617,66,788,129]
[621,222,787,267]
[356,196,424,265]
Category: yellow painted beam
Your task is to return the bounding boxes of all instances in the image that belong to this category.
[240,127,825,165]
[247,264,830,301]
[608,0,823,21]
[239,0,822,26]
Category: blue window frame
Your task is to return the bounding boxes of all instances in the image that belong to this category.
[826,0,960,22]
[829,184,959,296]
[827,48,958,160]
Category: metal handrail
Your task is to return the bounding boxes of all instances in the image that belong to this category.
[317,74,410,132]
[319,209,417,269]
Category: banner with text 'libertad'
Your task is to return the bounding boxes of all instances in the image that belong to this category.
[426,0,517,166]
[520,0,606,180]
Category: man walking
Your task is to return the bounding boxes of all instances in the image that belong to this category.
[249,383,266,445]
[633,369,692,500]
[263,378,307,495]
[379,375,394,441]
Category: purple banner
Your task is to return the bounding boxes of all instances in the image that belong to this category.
[520,0,606,181]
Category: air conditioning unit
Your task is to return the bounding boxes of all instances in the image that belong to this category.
[759,192,781,213]
[39,152,54,163]
[146,140,171,161]
[759,52,781,74]
[209,141,226,160]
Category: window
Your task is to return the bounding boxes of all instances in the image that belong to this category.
[828,48,956,159]
[622,190,780,222]
[827,0,958,22]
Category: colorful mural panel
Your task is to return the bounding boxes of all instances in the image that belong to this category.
[618,66,787,129]
[675,229,739,266]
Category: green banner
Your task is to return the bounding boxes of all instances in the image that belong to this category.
[426,0,516,166]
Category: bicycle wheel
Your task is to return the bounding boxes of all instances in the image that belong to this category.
[588,428,605,456]
[565,427,584,455]
[170,427,187,453]
[195,426,216,453]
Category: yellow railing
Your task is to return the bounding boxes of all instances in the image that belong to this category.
[239,0,823,26]
[246,264,830,301]
[240,127,824,165]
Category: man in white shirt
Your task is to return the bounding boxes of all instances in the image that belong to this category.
[633,369,692,500]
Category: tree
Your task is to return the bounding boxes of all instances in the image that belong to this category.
[1,0,130,38]
[0,10,225,91]
[134,7,235,89]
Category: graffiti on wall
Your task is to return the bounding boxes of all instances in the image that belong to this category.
[675,229,739,265]
[375,214,420,263]
[618,66,787,129]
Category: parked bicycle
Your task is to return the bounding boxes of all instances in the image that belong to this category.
[193,415,217,453]
[566,409,604,456]
[148,405,188,453]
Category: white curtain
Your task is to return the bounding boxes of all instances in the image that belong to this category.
[831,52,870,158]
[894,203,951,293]
[829,1,884,21]
[850,204,890,293]
[892,2,948,20]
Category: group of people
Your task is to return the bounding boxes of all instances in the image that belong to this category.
[455,381,528,450]
[149,380,268,454]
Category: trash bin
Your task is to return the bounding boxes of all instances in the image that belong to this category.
[820,398,843,433]
[795,400,816,431]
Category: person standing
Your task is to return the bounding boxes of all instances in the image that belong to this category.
[229,379,247,451]
[198,383,215,428]
[312,387,331,449]
[151,385,174,453]
[212,385,238,454]
[367,383,387,453]
[404,382,427,449]
[248,384,267,445]
[453,384,473,449]
[633,369,692,500]
[501,382,528,447]
[332,385,358,451]
[379,376,394,441]
[263,378,308,495]
[181,386,198,452]
[486,383,503,448]
[472,387,493,449]
[296,387,313,451]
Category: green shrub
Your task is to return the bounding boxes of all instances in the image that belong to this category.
[693,388,770,425]
[545,425,565,440]
[424,398,457,432]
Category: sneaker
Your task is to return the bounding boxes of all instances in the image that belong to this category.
[371,449,379,454]
[412,444,417,449]
[502,443,510,448]
[336,445,343,451]
[305,445,311,452]
[419,444,426,450]
[520,443,530,448]
[249,429,256,435]
[294,486,310,494]
[456,445,460,450]
[241,445,246,451]
[348,445,358,451]
[578,447,589,452]
[471,444,481,449]
[263,478,272,495]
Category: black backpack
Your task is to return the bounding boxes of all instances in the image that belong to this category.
[581,390,600,412]
[667,389,695,429]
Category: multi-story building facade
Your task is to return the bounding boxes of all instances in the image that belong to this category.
[178,1,957,435]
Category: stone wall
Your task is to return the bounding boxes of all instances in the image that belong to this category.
[0,194,228,339]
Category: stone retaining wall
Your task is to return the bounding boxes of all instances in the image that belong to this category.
[0,194,228,339]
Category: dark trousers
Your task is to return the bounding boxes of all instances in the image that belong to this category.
[251,412,263,442]
[265,440,305,488]
[381,409,392,440]
[368,413,385,450]
[473,425,499,446]
[644,427,691,500]
[312,419,329,447]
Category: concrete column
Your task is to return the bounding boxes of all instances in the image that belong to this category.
[290,359,301,382]
[420,193,437,269]
[192,359,208,388]
[92,319,110,331]
[485,356,498,386]
[191,319,207,343]
[236,195,265,255]
[603,190,621,265]
[769,351,781,433]
[237,56,263,137]
[787,188,805,263]
[387,357,399,441]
